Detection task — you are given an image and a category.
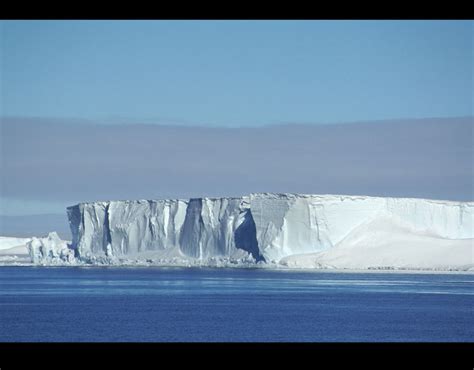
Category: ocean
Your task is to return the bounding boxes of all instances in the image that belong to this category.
[0,267,472,342]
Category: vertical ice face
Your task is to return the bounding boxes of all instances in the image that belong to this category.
[67,194,474,263]
[179,197,255,259]
[67,202,109,257]
[67,197,258,260]
[107,199,188,255]
[67,200,187,258]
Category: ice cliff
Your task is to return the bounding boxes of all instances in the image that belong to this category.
[57,193,473,269]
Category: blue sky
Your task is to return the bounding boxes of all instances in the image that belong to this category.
[1,20,472,126]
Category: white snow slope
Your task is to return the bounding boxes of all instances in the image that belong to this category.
[57,193,474,270]
[0,236,32,251]
[0,236,32,265]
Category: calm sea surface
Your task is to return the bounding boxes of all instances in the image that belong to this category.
[0,267,472,342]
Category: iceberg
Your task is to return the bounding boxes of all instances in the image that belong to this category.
[55,193,473,270]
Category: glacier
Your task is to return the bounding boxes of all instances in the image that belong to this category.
[13,193,473,270]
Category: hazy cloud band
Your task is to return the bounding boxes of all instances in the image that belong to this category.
[1,117,472,213]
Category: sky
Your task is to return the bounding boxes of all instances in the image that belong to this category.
[1,20,472,125]
[0,20,473,226]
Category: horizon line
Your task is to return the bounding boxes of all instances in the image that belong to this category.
[2,115,472,129]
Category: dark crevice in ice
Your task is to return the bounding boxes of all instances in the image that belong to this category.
[179,198,204,259]
[103,203,112,254]
[235,209,264,262]
[66,205,82,258]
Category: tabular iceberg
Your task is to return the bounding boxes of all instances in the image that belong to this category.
[57,193,473,270]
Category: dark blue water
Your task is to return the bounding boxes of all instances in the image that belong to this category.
[0,267,472,342]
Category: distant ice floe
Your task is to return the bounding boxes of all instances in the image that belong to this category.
[2,193,473,271]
